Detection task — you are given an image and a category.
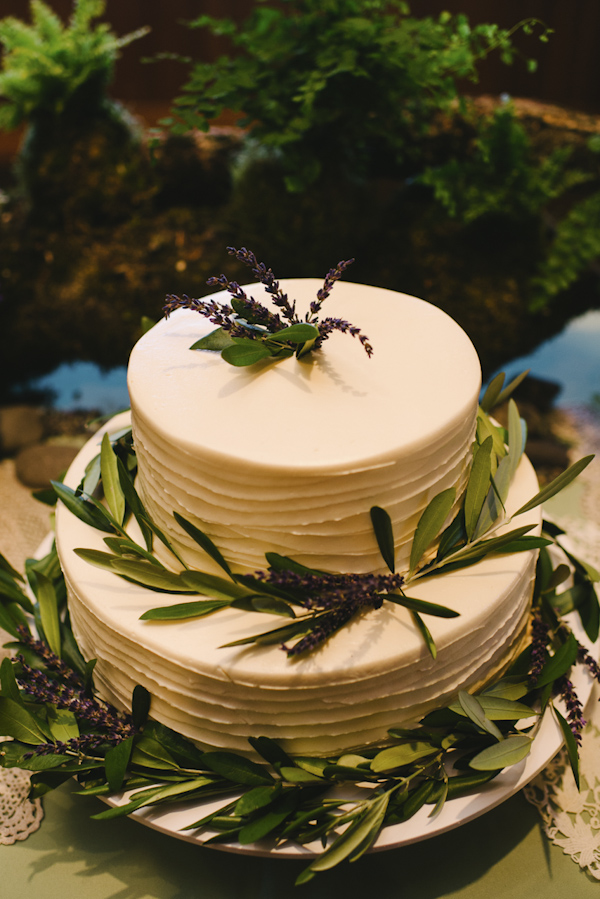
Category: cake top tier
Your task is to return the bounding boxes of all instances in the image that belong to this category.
[128,280,481,473]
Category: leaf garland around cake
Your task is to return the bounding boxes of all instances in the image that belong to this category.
[53,370,596,659]
[0,528,598,885]
[163,246,373,365]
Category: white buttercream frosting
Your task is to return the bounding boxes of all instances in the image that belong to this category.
[55,280,541,758]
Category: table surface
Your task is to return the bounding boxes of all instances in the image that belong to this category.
[2,779,599,899]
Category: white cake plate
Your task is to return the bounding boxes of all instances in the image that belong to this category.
[33,534,597,858]
[97,610,596,859]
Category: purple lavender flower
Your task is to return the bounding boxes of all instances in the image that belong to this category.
[558,675,586,745]
[577,642,600,681]
[16,659,135,742]
[286,604,357,656]
[317,317,373,356]
[226,246,297,323]
[164,294,237,329]
[310,258,356,319]
[12,630,136,754]
[28,734,120,758]
[162,248,372,365]
[16,627,82,688]
[253,568,404,655]
[528,614,550,684]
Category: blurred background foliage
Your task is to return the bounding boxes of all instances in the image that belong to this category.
[0,0,599,396]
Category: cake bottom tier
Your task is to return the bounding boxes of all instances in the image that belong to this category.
[56,413,541,758]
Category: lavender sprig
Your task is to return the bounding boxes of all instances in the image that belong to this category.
[528,613,551,684]
[28,734,121,758]
[161,247,372,366]
[258,569,404,611]
[252,568,404,655]
[557,675,587,746]
[12,629,135,754]
[577,641,600,680]
[226,246,297,323]
[164,294,242,333]
[16,659,135,742]
[317,316,374,356]
[16,626,82,689]
[310,258,356,319]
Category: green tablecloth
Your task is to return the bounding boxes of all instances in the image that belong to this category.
[1,779,597,899]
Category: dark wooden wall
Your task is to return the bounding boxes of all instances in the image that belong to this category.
[2,1,599,116]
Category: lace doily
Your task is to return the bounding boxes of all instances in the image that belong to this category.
[524,712,600,879]
[524,416,600,878]
[0,741,44,844]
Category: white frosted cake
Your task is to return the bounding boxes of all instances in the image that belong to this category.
[129,280,480,575]
[56,280,541,757]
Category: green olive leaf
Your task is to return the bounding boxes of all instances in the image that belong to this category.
[247,736,295,768]
[370,505,395,573]
[105,736,135,792]
[250,596,296,617]
[446,769,497,798]
[130,736,181,771]
[553,706,580,789]
[270,323,319,343]
[458,691,504,741]
[514,455,594,516]
[201,751,274,785]
[469,734,532,771]
[52,481,115,533]
[0,551,24,583]
[180,569,252,599]
[221,339,272,366]
[479,372,505,413]
[494,370,530,407]
[47,707,79,743]
[385,593,458,618]
[480,677,530,700]
[108,558,195,593]
[190,327,236,351]
[35,571,61,658]
[534,631,578,688]
[238,791,300,844]
[303,792,390,875]
[464,436,493,541]
[411,610,437,659]
[451,694,535,721]
[173,512,233,577]
[140,599,232,620]
[371,741,438,772]
[131,684,151,730]
[0,568,33,609]
[116,458,154,550]
[100,433,125,526]
[234,783,282,817]
[0,657,20,702]
[0,697,50,744]
[409,488,456,575]
[221,617,313,648]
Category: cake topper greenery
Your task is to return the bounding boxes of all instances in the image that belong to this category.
[0,372,597,882]
[163,246,373,366]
